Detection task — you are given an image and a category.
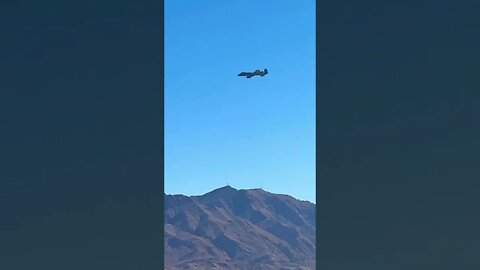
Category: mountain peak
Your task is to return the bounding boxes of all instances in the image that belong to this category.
[216,184,237,191]
[165,187,316,269]
[202,185,237,196]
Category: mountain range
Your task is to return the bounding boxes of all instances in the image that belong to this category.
[164,186,315,269]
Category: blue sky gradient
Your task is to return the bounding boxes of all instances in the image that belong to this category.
[165,1,316,203]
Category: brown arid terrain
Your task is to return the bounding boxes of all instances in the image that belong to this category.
[164,186,315,270]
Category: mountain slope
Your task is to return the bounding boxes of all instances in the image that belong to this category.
[164,186,315,270]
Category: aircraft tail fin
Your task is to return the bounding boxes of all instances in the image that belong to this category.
[264,69,268,75]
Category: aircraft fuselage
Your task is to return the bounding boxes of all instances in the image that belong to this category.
[238,68,268,78]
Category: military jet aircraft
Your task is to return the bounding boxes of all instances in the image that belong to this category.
[238,68,268,79]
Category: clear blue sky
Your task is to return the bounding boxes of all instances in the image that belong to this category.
[165,1,316,203]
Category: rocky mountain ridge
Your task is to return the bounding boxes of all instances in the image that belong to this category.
[164,186,315,270]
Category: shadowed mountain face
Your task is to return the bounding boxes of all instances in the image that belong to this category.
[164,186,315,270]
